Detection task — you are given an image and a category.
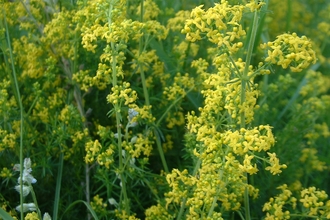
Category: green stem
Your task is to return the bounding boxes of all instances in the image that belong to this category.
[285,0,292,32]
[107,2,129,214]
[139,0,150,106]
[156,87,194,127]
[240,7,260,220]
[53,148,64,220]
[2,10,25,220]
[155,131,169,173]
[28,182,42,219]
[139,0,168,174]
[139,67,150,106]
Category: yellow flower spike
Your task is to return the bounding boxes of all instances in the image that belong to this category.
[183,1,246,53]
[168,10,191,32]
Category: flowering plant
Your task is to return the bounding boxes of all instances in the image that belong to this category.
[0,0,329,219]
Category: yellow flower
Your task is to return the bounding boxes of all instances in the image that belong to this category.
[265,152,287,175]
[261,33,316,72]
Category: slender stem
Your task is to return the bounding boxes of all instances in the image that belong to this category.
[139,0,150,106]
[3,10,25,220]
[107,2,129,214]
[19,0,43,34]
[240,7,260,220]
[285,0,292,32]
[53,148,64,220]
[139,67,150,106]
[138,0,168,174]
[28,182,42,219]
[241,8,259,128]
[155,132,169,173]
[156,87,194,127]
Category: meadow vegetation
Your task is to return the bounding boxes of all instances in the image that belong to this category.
[0,0,330,219]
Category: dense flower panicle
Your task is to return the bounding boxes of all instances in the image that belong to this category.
[131,49,158,74]
[12,36,46,79]
[0,167,12,179]
[265,153,287,175]
[126,133,154,158]
[135,105,156,124]
[163,73,194,101]
[263,184,295,220]
[85,139,103,163]
[145,204,174,219]
[299,70,330,97]
[260,33,316,72]
[41,10,77,59]
[1,0,329,219]
[136,0,161,20]
[166,111,185,129]
[167,10,191,32]
[299,148,327,172]
[299,187,330,218]
[90,195,108,215]
[223,125,275,154]
[182,1,245,53]
[106,82,138,107]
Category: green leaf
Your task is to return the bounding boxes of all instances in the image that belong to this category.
[60,200,99,220]
[0,207,15,220]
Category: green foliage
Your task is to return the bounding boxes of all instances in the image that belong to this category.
[0,0,329,219]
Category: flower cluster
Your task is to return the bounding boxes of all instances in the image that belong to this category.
[106,82,138,107]
[299,187,330,218]
[263,184,296,220]
[1,0,329,219]
[260,33,316,72]
[182,1,246,53]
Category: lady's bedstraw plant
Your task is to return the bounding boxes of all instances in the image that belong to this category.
[78,0,170,218]
[146,1,316,219]
[1,0,329,219]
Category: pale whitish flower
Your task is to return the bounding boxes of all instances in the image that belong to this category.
[16,203,37,212]
[130,136,137,144]
[18,170,37,184]
[43,212,51,220]
[127,121,138,128]
[127,108,139,128]
[14,158,37,184]
[128,108,139,121]
[130,158,136,165]
[14,185,31,197]
[114,133,123,139]
[13,164,20,171]
[24,158,32,170]
[108,198,118,207]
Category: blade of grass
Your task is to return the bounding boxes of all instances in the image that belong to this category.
[53,149,64,220]
[0,207,15,220]
[2,9,25,220]
[60,200,99,220]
